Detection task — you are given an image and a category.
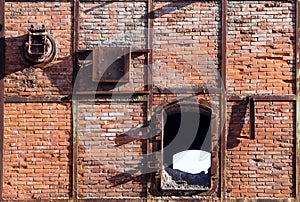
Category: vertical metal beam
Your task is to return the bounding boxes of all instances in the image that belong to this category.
[147,0,153,122]
[220,0,227,200]
[296,0,300,200]
[0,0,4,200]
[221,0,227,86]
[73,1,79,200]
[72,100,78,201]
[74,0,79,52]
[146,0,153,199]
[249,98,255,139]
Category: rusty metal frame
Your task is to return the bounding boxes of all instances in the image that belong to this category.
[228,94,296,141]
[0,0,295,200]
[160,104,218,192]
[0,0,4,200]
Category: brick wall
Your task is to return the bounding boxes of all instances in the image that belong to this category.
[153,0,221,89]
[78,1,147,50]
[3,103,71,200]
[77,101,147,198]
[226,0,296,198]
[3,1,73,200]
[5,1,73,97]
[227,1,295,95]
[1,0,298,201]
[227,101,295,197]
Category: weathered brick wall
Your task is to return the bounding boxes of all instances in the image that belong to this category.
[153,0,221,89]
[3,1,73,200]
[3,103,72,200]
[227,102,295,197]
[226,0,296,198]
[4,1,73,97]
[1,0,298,201]
[78,0,147,50]
[227,1,295,95]
[77,101,147,198]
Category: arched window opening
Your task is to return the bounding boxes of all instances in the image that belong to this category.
[161,104,212,190]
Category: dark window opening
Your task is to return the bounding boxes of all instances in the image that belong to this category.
[161,105,212,190]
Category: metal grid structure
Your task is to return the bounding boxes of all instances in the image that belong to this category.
[0,0,299,201]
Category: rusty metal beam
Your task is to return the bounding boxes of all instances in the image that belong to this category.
[146,0,154,199]
[249,97,255,139]
[221,0,227,87]
[151,87,222,95]
[74,0,79,52]
[227,94,297,102]
[72,100,78,201]
[0,0,4,200]
[73,1,79,200]
[252,95,296,102]
[74,91,149,96]
[147,0,154,122]
[220,0,227,200]
[296,0,300,200]
[5,93,294,103]
[4,96,71,103]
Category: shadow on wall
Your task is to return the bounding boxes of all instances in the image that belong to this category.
[4,34,73,96]
[77,137,148,197]
[227,100,249,149]
[82,0,198,21]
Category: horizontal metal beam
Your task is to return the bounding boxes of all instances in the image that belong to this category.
[76,49,151,54]
[227,94,296,102]
[4,96,72,103]
[152,87,222,95]
[74,91,149,95]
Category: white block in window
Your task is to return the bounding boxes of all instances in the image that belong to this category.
[173,150,211,174]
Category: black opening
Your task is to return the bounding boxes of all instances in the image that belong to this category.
[163,110,211,167]
[29,35,45,55]
[162,106,212,189]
